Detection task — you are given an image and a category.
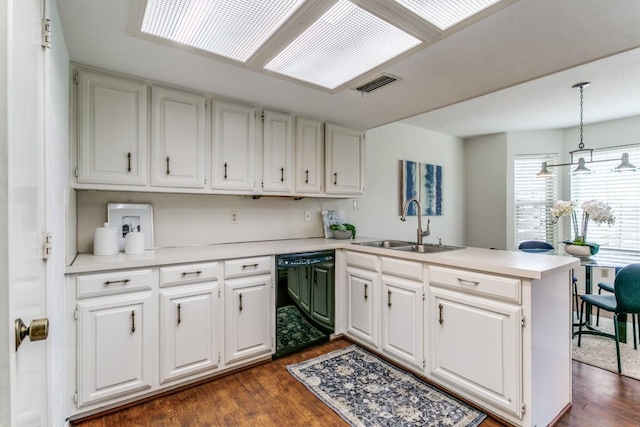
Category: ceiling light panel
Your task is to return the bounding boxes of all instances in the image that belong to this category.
[264,0,421,90]
[393,0,500,30]
[141,0,305,62]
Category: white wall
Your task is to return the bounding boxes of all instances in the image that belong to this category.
[464,133,507,249]
[76,191,347,253]
[351,122,465,245]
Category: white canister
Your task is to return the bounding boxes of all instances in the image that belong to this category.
[93,222,119,256]
[125,229,145,255]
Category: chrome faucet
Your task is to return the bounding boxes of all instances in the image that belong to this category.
[400,198,430,245]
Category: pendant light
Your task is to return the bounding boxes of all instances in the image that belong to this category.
[536,82,636,177]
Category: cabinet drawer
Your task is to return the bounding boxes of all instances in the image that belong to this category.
[224,256,272,279]
[429,265,521,303]
[160,262,219,287]
[381,257,422,282]
[76,269,153,298]
[346,251,378,272]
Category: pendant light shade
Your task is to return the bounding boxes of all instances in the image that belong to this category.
[572,157,591,175]
[614,152,637,172]
[536,161,552,178]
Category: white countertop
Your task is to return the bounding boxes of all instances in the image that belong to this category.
[67,237,580,279]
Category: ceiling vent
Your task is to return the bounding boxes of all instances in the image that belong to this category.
[354,74,401,94]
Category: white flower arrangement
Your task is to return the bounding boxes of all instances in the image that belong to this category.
[551,199,615,245]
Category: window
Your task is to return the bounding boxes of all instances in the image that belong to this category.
[570,144,640,252]
[514,154,558,247]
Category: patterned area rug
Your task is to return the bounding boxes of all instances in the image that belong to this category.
[276,305,327,355]
[287,345,487,427]
[573,316,640,380]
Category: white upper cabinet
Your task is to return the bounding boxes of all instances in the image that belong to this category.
[77,70,148,186]
[211,101,256,192]
[325,123,365,195]
[151,87,206,189]
[262,110,293,193]
[295,117,324,194]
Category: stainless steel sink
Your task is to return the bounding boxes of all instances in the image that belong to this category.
[353,240,415,248]
[392,244,464,253]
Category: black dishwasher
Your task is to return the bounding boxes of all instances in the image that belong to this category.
[274,251,334,359]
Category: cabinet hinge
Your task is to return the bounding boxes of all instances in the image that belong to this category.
[74,166,78,177]
[74,72,79,85]
[73,391,78,403]
[261,112,265,121]
[422,359,426,369]
[42,18,51,49]
[218,288,221,298]
[204,177,207,186]
[422,290,425,301]
[521,316,526,327]
[42,232,52,259]
[521,402,526,414]
[205,101,208,110]
[73,307,78,321]
[217,352,221,364]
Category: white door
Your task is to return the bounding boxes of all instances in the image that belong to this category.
[295,117,323,194]
[262,110,293,193]
[345,267,378,348]
[1,0,48,425]
[325,123,365,195]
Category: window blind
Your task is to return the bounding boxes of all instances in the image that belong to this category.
[514,154,558,247]
[570,144,640,252]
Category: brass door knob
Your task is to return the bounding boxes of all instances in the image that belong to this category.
[15,318,49,351]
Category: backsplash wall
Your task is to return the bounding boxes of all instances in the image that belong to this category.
[76,190,348,253]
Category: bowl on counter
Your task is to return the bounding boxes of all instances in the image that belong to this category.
[332,230,353,239]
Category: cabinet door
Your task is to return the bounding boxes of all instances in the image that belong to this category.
[77,293,152,407]
[325,123,365,195]
[77,70,148,186]
[381,275,424,370]
[151,87,206,188]
[295,117,323,194]
[225,274,273,364]
[262,110,293,193]
[430,288,523,417]
[311,263,334,330]
[211,101,255,191]
[345,267,378,348]
[159,283,219,384]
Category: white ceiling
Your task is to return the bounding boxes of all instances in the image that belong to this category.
[55,0,640,137]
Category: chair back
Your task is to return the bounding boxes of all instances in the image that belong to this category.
[613,263,640,313]
[518,241,554,251]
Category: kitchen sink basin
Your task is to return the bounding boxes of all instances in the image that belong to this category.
[353,240,415,248]
[392,244,464,253]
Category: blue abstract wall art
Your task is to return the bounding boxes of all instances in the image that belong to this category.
[401,160,443,216]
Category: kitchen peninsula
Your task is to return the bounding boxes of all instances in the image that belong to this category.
[66,238,578,427]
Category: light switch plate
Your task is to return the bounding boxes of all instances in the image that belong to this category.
[304,210,311,222]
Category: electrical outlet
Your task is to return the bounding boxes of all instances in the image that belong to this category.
[353,200,359,211]
[601,268,609,278]
[230,211,238,224]
[304,210,311,222]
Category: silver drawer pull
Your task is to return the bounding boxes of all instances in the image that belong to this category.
[104,279,130,285]
[181,270,202,276]
[242,263,259,269]
[457,277,480,286]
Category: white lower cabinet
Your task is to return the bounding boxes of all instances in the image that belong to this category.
[381,275,424,370]
[429,287,523,417]
[224,256,274,365]
[76,292,153,407]
[159,283,220,384]
[345,266,379,348]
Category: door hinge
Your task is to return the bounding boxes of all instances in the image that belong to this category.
[42,232,52,259]
[42,18,51,49]
[73,307,78,321]
[73,391,78,403]
[521,316,526,327]
[74,166,78,177]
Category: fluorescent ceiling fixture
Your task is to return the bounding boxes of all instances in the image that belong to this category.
[264,0,421,90]
[140,0,305,62]
[394,0,501,30]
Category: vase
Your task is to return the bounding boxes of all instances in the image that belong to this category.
[564,243,595,257]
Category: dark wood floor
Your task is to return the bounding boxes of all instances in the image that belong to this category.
[73,338,640,427]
